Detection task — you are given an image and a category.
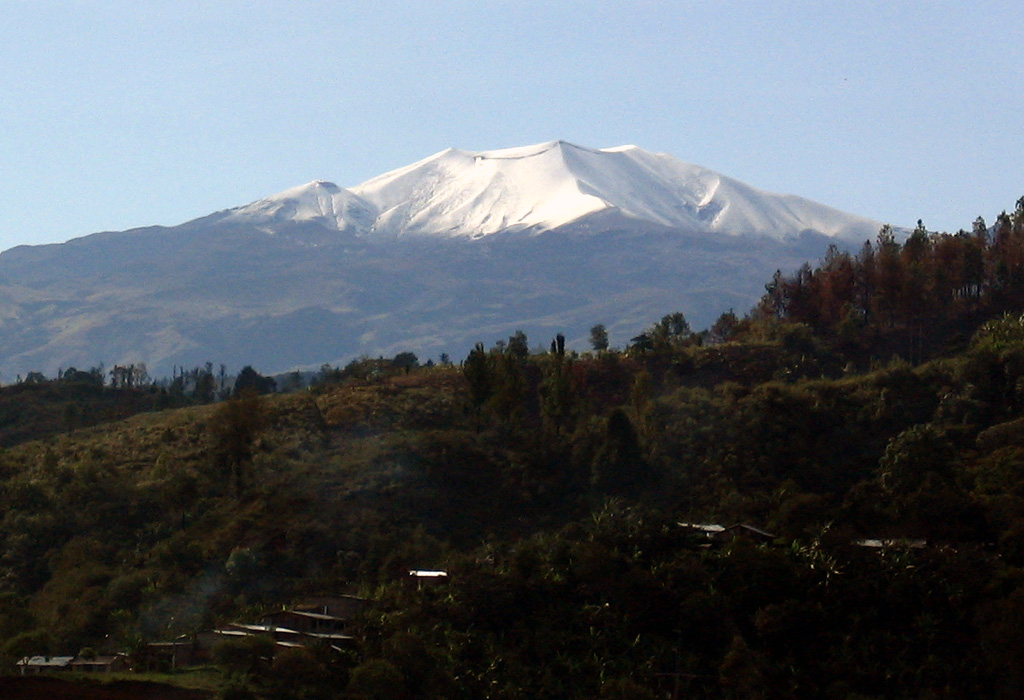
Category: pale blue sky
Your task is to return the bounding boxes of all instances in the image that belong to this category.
[1,1,1022,251]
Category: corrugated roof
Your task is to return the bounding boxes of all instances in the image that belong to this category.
[679,522,726,533]
[19,656,74,667]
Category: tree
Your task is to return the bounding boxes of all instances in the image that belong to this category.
[708,310,739,344]
[213,634,275,679]
[550,333,566,356]
[22,371,46,384]
[347,659,408,700]
[109,363,150,388]
[234,365,277,395]
[874,224,904,327]
[60,366,104,386]
[507,330,529,359]
[392,352,419,373]
[878,423,955,516]
[760,269,788,319]
[490,348,529,427]
[0,629,54,667]
[591,408,646,493]
[218,363,230,399]
[541,354,575,438]
[463,343,492,430]
[629,332,654,354]
[192,365,216,402]
[0,592,34,644]
[719,635,768,700]
[590,324,609,352]
[651,312,692,351]
[973,215,989,243]
[209,392,266,497]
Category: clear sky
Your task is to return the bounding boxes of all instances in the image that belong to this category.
[2,1,1022,251]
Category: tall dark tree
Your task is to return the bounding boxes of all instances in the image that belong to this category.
[463,343,492,430]
[507,331,529,359]
[589,324,609,352]
[392,352,419,373]
[208,392,266,497]
[591,408,646,493]
[550,333,566,356]
[234,365,277,395]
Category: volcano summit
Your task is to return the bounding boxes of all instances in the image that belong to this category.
[0,142,889,378]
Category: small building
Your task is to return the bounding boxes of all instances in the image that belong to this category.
[678,522,776,545]
[226,622,354,649]
[407,569,448,589]
[408,569,449,589]
[17,656,74,674]
[70,654,128,673]
[679,523,726,535]
[259,609,348,634]
[853,538,927,550]
[409,569,448,580]
[294,595,369,620]
[140,631,221,671]
[722,523,776,542]
[139,639,194,671]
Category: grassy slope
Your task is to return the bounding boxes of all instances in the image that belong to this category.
[0,367,500,649]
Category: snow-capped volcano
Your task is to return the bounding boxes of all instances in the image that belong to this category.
[0,140,896,379]
[223,140,881,242]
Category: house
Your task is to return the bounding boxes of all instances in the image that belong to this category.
[225,622,354,649]
[679,522,776,545]
[199,605,359,657]
[140,631,222,671]
[259,609,348,634]
[408,569,448,586]
[722,523,776,542]
[293,594,369,620]
[144,596,368,669]
[679,522,725,537]
[16,656,74,674]
[853,538,927,550]
[139,639,194,671]
[70,654,128,673]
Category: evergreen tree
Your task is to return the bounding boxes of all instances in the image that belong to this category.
[589,324,609,352]
[463,343,492,430]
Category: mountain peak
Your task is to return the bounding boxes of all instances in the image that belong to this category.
[343,142,882,241]
[309,179,341,192]
[474,140,572,160]
[217,142,883,243]
[223,179,375,233]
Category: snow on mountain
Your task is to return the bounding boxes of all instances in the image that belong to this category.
[223,179,378,234]
[350,141,610,238]
[222,141,883,242]
[0,140,895,378]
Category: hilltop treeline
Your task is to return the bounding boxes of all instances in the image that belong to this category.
[758,200,1024,365]
[4,202,1024,698]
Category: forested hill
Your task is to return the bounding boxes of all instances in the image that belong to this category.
[3,200,1024,698]
[758,201,1024,365]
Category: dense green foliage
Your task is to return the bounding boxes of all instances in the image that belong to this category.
[6,204,1024,697]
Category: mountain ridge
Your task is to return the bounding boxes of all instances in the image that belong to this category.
[215,141,884,243]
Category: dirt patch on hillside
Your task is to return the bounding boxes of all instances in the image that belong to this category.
[0,676,213,700]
